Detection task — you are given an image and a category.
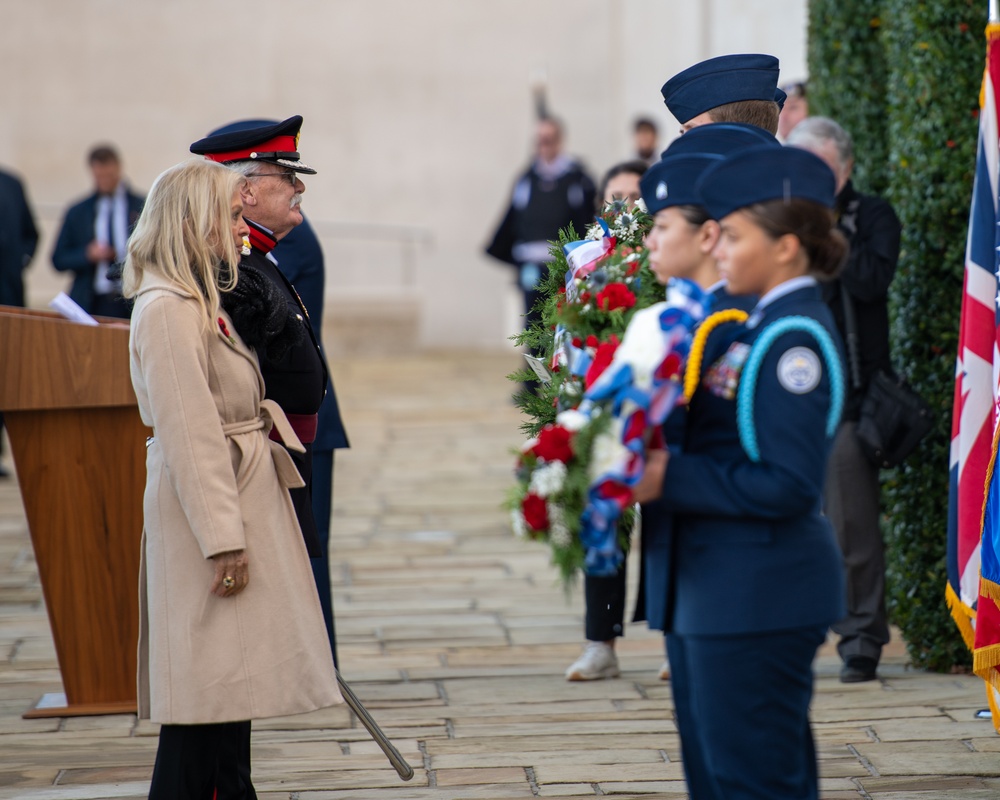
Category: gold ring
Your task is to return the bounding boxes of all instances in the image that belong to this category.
[223,576,235,589]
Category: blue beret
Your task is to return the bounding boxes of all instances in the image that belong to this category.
[662,122,780,159]
[695,145,837,220]
[641,153,725,215]
[191,115,316,174]
[661,54,780,123]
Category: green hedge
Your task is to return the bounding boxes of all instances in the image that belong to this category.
[809,0,982,670]
[807,0,891,195]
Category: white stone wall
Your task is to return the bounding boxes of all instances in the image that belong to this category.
[2,0,806,351]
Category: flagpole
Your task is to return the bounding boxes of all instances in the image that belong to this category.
[992,0,999,24]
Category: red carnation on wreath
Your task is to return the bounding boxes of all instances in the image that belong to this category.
[596,282,636,311]
[532,424,574,463]
[522,492,549,533]
[585,335,620,389]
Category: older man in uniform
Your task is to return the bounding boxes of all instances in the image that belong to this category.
[190,117,338,656]
[196,118,349,666]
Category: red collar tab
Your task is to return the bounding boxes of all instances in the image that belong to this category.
[246,222,277,255]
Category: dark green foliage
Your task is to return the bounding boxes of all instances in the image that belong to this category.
[809,0,982,670]
[807,0,891,195]
[880,0,980,672]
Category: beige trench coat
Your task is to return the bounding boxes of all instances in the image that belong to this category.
[129,273,342,724]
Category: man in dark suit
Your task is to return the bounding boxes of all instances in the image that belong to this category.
[191,117,348,665]
[52,145,144,318]
[0,166,39,478]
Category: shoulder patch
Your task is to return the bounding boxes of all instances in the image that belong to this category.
[777,346,821,394]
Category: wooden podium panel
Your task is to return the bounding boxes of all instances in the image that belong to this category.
[0,306,149,717]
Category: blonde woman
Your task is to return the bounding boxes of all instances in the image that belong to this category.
[123,159,340,799]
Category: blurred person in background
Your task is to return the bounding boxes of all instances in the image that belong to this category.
[0,165,38,478]
[778,81,810,140]
[633,117,660,165]
[52,144,144,318]
[486,116,596,349]
[786,115,901,684]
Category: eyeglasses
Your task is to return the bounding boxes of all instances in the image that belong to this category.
[247,170,299,187]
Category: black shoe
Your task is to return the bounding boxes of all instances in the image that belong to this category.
[840,656,878,683]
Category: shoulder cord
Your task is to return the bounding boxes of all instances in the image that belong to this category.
[683,309,750,401]
[736,316,845,462]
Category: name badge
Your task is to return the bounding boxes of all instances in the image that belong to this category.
[703,342,751,400]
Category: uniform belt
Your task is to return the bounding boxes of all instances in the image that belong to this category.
[268,412,318,446]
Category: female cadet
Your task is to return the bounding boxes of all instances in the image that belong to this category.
[566,158,658,682]
[124,160,341,799]
[634,145,847,800]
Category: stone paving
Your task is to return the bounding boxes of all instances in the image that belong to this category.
[1,350,998,799]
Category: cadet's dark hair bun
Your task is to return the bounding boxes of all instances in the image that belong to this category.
[744,199,847,280]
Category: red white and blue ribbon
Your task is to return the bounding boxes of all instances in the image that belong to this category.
[561,278,712,575]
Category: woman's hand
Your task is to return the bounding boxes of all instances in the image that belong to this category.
[633,449,669,505]
[210,549,249,598]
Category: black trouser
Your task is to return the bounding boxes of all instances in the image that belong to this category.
[149,721,256,800]
[310,449,339,668]
[584,563,627,641]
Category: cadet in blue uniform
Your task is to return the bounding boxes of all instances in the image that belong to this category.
[634,146,847,800]
[660,53,786,136]
[636,123,778,644]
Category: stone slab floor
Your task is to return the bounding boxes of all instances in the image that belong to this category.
[0,351,997,799]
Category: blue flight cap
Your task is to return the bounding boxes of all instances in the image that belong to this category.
[695,145,837,221]
[774,86,787,111]
[662,122,780,159]
[661,54,781,123]
[640,153,724,215]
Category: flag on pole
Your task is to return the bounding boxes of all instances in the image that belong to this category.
[953,16,1000,731]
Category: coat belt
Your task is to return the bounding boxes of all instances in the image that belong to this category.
[220,399,306,490]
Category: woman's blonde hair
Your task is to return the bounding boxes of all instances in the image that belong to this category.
[122,159,243,325]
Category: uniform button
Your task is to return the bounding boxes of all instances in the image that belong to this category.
[296,314,303,321]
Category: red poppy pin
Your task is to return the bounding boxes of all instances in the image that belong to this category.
[218,317,236,346]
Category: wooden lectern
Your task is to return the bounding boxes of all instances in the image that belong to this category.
[0,306,148,718]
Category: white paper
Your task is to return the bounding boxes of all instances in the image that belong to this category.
[49,292,99,326]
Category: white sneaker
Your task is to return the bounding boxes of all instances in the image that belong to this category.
[565,641,621,681]
[658,661,670,681]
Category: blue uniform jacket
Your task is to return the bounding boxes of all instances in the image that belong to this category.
[657,283,846,636]
[640,287,755,630]
[272,218,349,452]
[51,188,144,311]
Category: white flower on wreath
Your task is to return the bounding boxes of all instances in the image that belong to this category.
[556,408,588,432]
[511,508,528,540]
[634,197,648,214]
[548,503,572,547]
[586,223,604,241]
[530,460,568,497]
[613,212,639,238]
[589,424,631,483]
[520,436,539,453]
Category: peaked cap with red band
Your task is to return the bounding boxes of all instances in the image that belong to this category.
[190,115,317,174]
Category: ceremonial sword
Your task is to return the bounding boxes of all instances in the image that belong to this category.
[336,671,414,781]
